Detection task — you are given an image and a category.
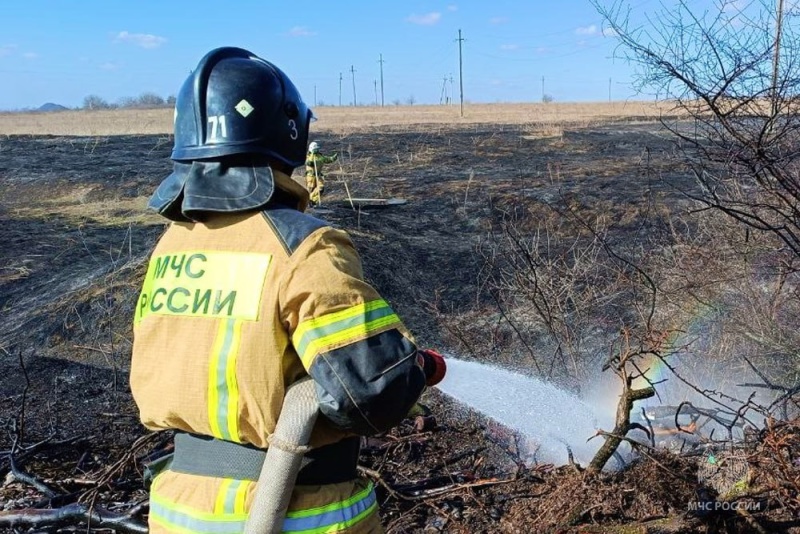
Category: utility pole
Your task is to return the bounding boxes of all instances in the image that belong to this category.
[350,65,357,106]
[374,79,378,106]
[457,29,465,117]
[314,84,317,107]
[440,76,448,105]
[608,78,612,102]
[771,0,785,117]
[541,76,545,102]
[378,53,385,107]
[338,72,343,106]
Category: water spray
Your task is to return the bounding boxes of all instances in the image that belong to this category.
[436,357,615,466]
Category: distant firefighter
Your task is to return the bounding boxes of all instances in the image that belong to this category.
[305,140,338,206]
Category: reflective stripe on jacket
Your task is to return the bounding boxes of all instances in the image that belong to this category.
[131,203,425,531]
[132,205,425,445]
[148,471,381,533]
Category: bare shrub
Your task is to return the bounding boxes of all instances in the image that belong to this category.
[439,179,799,470]
[593,0,800,415]
[596,0,800,256]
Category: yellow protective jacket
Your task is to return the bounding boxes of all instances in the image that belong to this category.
[305,152,337,179]
[131,203,426,533]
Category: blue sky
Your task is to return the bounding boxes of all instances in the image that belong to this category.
[0,1,653,110]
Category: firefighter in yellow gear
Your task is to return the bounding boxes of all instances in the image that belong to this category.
[130,47,446,534]
[305,141,337,206]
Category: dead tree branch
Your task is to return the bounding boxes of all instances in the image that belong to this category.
[357,465,515,501]
[0,502,147,534]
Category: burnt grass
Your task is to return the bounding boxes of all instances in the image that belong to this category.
[0,124,796,533]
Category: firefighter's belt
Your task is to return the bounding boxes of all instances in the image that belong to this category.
[170,432,360,485]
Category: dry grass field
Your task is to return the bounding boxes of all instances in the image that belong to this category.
[0,101,678,136]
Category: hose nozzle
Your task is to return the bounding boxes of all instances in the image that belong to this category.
[419,349,447,386]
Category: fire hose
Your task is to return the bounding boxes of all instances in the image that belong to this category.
[242,350,446,533]
[242,377,318,534]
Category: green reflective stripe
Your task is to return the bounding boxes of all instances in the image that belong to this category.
[293,301,390,343]
[282,483,378,534]
[292,300,401,368]
[284,501,377,534]
[299,313,400,368]
[208,319,242,442]
[150,482,376,534]
[149,493,247,534]
[286,482,374,519]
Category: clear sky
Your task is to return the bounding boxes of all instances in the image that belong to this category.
[0,0,655,110]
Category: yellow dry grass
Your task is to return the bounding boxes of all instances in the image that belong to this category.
[0,101,682,136]
[8,186,162,226]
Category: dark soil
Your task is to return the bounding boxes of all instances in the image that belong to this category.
[0,124,796,533]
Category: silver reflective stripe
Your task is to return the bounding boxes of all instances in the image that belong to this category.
[282,483,378,533]
[149,496,247,533]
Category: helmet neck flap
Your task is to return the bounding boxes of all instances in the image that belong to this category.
[149,157,309,222]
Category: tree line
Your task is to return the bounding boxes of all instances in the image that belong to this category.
[82,92,176,110]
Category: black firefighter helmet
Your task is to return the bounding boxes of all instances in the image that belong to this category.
[172,46,313,170]
[150,47,313,221]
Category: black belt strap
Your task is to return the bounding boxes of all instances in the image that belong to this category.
[170,432,360,485]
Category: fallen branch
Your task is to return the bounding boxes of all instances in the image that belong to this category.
[0,502,147,534]
[428,446,486,472]
[736,505,768,534]
[7,432,59,499]
[8,451,58,499]
[79,432,163,505]
[403,477,515,499]
[0,436,88,478]
[357,465,515,501]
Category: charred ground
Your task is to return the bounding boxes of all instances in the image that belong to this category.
[0,122,797,533]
